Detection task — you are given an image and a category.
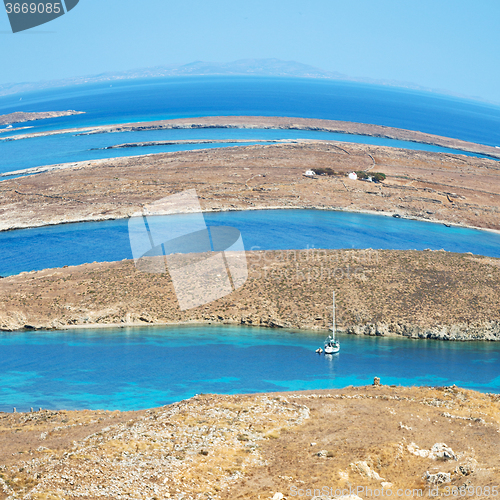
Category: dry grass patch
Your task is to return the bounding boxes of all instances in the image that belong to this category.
[2,250,500,341]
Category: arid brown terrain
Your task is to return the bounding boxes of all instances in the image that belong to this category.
[0,385,499,500]
[1,140,500,232]
[1,117,500,499]
[1,250,499,340]
[0,111,84,126]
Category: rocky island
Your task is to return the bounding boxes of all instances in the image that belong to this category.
[1,116,500,339]
[0,385,498,500]
[1,139,500,232]
[1,250,499,340]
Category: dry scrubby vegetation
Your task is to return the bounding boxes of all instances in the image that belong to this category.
[0,111,84,126]
[1,250,499,340]
[1,117,500,497]
[0,386,499,500]
[0,394,310,500]
[355,170,387,182]
[1,138,500,232]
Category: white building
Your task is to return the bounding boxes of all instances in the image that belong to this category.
[348,172,357,180]
[304,170,316,177]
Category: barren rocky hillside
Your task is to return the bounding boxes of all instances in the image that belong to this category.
[1,250,499,340]
[0,385,498,500]
[0,111,84,126]
[1,140,500,232]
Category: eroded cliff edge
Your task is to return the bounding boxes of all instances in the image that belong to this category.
[1,250,499,341]
[1,386,499,500]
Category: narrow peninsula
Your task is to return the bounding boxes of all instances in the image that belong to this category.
[1,141,500,232]
[0,110,85,126]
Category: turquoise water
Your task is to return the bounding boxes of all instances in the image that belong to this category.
[0,325,499,412]
[1,78,500,411]
[1,77,500,176]
[1,209,500,277]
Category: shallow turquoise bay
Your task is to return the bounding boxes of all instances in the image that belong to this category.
[0,325,499,412]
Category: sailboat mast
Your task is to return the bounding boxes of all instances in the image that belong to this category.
[332,291,336,341]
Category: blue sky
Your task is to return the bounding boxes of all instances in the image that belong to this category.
[1,0,499,103]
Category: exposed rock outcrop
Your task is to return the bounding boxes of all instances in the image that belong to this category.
[2,250,500,341]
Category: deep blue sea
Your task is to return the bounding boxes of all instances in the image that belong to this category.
[1,77,499,145]
[1,77,500,176]
[1,209,500,277]
[1,77,500,409]
[1,325,499,412]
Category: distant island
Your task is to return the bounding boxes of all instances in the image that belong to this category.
[0,110,85,126]
[0,58,484,102]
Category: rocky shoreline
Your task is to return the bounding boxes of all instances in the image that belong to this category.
[64,320,500,342]
[96,138,298,149]
[44,319,500,342]
[1,250,499,341]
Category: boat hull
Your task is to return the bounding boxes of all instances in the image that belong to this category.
[324,345,340,354]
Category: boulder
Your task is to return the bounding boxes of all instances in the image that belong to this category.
[424,471,451,485]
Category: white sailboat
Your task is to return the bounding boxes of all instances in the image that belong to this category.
[324,291,340,354]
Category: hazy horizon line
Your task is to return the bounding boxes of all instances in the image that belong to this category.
[1,58,499,107]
